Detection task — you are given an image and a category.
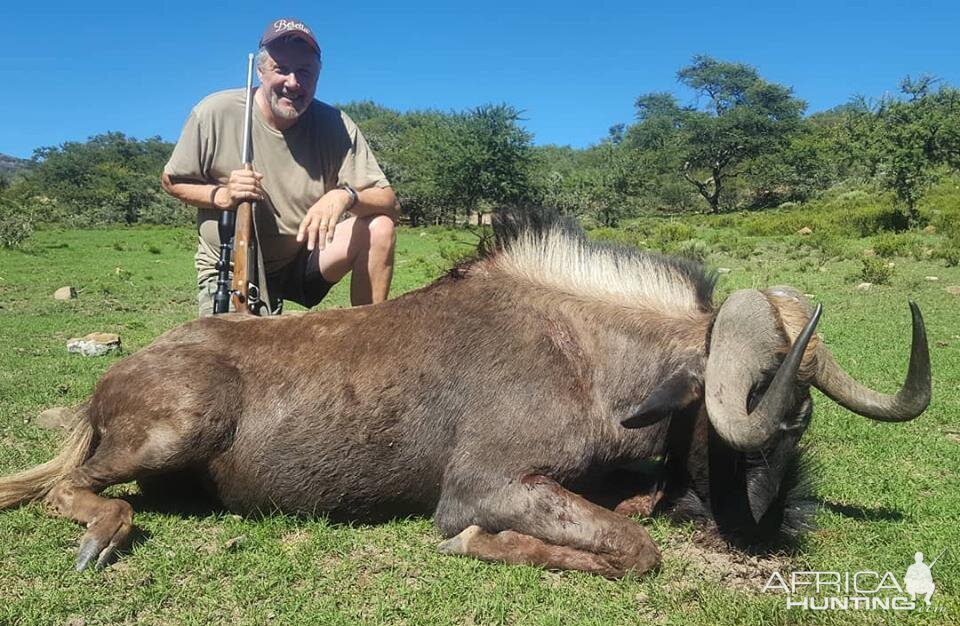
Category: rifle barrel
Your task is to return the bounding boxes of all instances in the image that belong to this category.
[241,53,255,165]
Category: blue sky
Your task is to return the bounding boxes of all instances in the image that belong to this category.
[1,0,957,158]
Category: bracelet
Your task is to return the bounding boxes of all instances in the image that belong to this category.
[210,185,224,209]
[339,184,359,209]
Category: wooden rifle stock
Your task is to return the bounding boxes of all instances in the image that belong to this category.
[230,164,255,314]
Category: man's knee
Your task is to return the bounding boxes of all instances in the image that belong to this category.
[366,215,396,253]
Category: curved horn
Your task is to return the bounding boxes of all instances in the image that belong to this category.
[813,302,931,421]
[705,289,822,452]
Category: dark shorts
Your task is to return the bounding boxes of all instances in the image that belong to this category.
[198,246,334,316]
[265,245,335,311]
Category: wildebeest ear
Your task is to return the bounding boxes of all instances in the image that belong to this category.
[621,367,700,428]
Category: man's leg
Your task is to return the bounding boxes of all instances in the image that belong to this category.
[316,215,396,306]
[197,277,216,317]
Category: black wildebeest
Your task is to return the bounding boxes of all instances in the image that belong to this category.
[0,220,931,576]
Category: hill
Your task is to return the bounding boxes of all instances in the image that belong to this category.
[0,153,31,178]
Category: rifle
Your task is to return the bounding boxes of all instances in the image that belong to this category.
[213,53,266,315]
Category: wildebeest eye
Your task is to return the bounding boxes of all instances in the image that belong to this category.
[747,383,767,413]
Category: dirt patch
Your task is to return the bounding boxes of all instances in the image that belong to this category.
[661,530,797,593]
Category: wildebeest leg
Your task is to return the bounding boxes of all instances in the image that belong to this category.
[437,474,661,578]
[47,472,132,571]
[45,427,201,571]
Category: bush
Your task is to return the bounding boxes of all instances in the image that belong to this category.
[936,241,960,267]
[841,205,909,236]
[667,239,709,264]
[807,230,846,259]
[860,256,895,284]
[654,221,696,243]
[0,197,33,248]
[871,233,914,258]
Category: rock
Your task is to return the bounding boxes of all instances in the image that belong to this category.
[925,276,939,281]
[856,282,873,291]
[53,286,77,300]
[923,225,937,234]
[35,406,76,431]
[946,286,960,296]
[717,267,732,274]
[797,227,813,235]
[67,332,121,357]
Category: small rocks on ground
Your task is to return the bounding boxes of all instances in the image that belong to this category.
[35,406,76,431]
[797,227,813,235]
[53,286,77,300]
[66,333,121,357]
[856,282,873,291]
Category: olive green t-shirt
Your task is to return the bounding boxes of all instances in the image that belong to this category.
[164,89,390,283]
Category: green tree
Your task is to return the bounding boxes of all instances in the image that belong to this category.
[10,132,185,226]
[875,79,960,225]
[340,103,537,226]
[445,104,537,224]
[630,56,806,213]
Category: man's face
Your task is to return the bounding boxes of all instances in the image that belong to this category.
[257,39,320,120]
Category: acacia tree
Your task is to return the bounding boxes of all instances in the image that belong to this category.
[632,56,805,212]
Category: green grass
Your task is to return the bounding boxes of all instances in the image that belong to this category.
[1,212,958,625]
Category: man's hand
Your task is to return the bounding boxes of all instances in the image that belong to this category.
[297,189,354,251]
[218,169,264,209]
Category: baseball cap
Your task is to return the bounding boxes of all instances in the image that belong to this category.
[260,18,320,54]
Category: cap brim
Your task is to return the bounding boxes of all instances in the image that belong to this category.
[261,31,320,53]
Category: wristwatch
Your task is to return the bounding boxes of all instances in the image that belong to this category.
[339,184,359,210]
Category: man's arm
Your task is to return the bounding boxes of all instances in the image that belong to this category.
[160,171,263,211]
[351,186,400,222]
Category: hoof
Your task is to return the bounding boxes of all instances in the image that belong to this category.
[438,524,483,555]
[75,530,124,571]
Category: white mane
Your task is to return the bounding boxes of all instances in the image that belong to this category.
[491,227,706,314]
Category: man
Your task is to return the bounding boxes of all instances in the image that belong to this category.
[162,18,398,316]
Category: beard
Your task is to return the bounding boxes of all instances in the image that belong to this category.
[268,90,309,120]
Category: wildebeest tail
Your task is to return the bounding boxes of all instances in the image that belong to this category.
[0,404,94,509]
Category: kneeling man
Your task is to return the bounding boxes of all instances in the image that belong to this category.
[162,17,398,315]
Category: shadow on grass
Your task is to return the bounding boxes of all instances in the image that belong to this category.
[819,499,905,522]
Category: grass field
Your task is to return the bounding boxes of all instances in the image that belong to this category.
[0,207,958,625]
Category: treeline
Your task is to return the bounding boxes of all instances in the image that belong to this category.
[2,55,959,243]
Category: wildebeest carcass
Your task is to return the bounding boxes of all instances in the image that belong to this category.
[0,219,931,576]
